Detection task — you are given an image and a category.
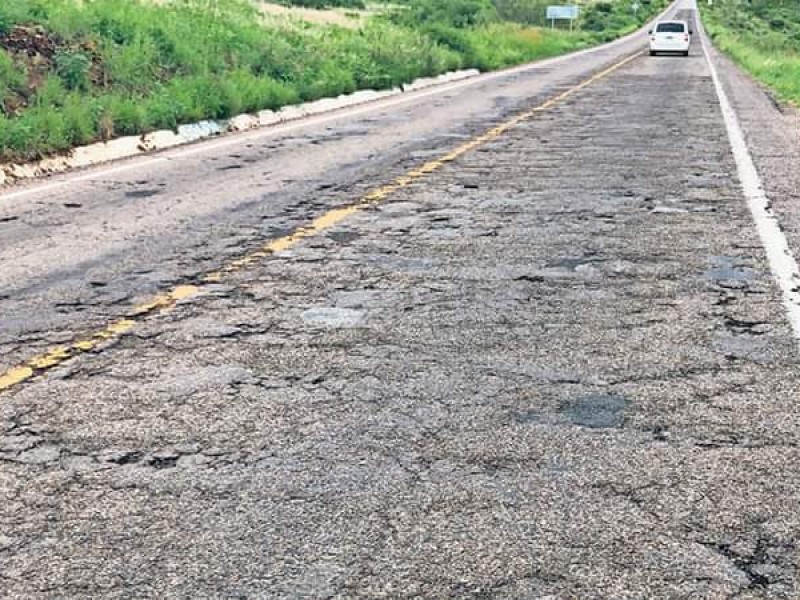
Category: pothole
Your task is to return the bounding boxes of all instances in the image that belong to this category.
[560,394,629,429]
[704,256,754,283]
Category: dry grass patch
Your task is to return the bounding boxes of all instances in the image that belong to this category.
[256,2,366,28]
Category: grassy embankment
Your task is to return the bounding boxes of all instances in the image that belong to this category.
[0,0,668,163]
[701,0,800,104]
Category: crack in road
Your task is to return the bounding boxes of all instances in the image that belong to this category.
[0,51,644,395]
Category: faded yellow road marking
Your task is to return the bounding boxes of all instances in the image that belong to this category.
[0,51,642,394]
[0,318,136,390]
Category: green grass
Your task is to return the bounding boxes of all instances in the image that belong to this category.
[277,0,366,8]
[701,1,800,105]
[0,51,26,112]
[0,0,667,163]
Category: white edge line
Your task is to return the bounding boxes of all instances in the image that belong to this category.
[0,1,681,204]
[698,11,800,342]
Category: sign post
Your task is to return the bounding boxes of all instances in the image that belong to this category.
[546,6,580,30]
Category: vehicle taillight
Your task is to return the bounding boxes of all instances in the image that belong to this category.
[684,34,689,41]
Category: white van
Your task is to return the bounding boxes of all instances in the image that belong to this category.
[649,21,692,56]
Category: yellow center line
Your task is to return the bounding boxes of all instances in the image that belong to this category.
[0,50,643,394]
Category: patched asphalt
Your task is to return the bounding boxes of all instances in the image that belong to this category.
[2,4,800,599]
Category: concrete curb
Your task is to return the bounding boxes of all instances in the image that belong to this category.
[0,69,480,187]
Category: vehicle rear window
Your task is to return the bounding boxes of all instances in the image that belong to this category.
[656,23,685,33]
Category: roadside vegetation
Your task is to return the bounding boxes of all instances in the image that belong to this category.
[701,0,800,105]
[0,0,667,163]
[276,0,366,8]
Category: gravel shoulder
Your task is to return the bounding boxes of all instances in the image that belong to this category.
[707,35,800,287]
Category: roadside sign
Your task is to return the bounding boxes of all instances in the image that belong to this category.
[546,5,579,30]
[546,5,579,20]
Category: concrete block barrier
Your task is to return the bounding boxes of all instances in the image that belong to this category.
[142,130,185,151]
[277,105,308,122]
[178,120,224,142]
[71,137,145,169]
[258,110,281,127]
[228,115,260,132]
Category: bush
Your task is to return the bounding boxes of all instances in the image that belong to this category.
[580,0,667,37]
[102,34,160,93]
[0,51,26,112]
[98,94,145,136]
[492,0,550,26]
[55,50,91,91]
[701,0,800,105]
[394,0,499,28]
[0,3,35,35]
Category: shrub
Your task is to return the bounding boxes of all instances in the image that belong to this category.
[221,70,298,113]
[61,93,97,145]
[55,50,92,91]
[493,0,550,26]
[98,94,146,136]
[34,76,67,109]
[701,0,800,105]
[394,0,499,28]
[102,34,160,93]
[0,51,26,111]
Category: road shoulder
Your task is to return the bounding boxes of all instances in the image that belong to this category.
[704,31,800,286]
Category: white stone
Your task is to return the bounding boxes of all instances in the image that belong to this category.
[8,163,39,180]
[277,105,308,122]
[228,114,259,132]
[71,136,143,168]
[178,120,223,142]
[349,89,382,104]
[143,130,184,150]
[257,110,281,127]
[302,97,344,115]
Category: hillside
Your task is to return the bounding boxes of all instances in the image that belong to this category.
[0,0,668,163]
[701,0,800,105]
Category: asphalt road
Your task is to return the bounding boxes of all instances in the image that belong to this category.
[2,1,800,597]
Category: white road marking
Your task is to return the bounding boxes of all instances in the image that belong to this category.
[0,2,681,205]
[699,10,800,342]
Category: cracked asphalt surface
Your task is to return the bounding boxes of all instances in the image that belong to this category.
[3,2,800,597]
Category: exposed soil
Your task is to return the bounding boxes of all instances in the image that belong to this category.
[1,25,104,116]
[0,25,60,59]
[0,26,59,115]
